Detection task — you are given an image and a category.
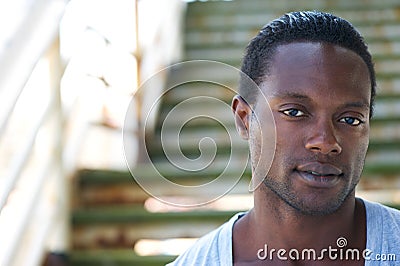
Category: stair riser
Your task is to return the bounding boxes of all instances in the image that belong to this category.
[73,221,224,249]
[186,0,400,16]
[186,11,400,30]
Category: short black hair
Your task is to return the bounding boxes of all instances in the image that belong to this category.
[240,11,376,117]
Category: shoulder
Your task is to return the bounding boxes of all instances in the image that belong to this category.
[166,227,222,266]
[363,198,400,260]
[363,199,400,227]
[167,212,245,266]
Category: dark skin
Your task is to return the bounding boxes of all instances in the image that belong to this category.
[231,42,371,265]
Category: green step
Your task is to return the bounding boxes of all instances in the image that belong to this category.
[185,24,400,38]
[72,206,237,224]
[186,36,400,50]
[70,250,175,266]
[71,207,238,248]
[77,167,252,186]
[368,140,400,151]
[384,203,400,210]
[186,17,400,33]
[375,94,400,101]
[364,164,400,176]
[371,116,400,124]
[186,0,400,16]
[72,202,400,225]
[78,168,133,186]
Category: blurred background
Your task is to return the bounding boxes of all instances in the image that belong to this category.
[1,0,400,265]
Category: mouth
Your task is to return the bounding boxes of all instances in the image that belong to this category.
[295,162,343,188]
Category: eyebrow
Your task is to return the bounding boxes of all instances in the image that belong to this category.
[269,92,370,110]
[340,102,370,111]
[270,92,310,100]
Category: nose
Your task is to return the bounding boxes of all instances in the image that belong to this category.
[305,119,342,155]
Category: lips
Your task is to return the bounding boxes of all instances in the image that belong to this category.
[297,162,343,176]
[295,162,343,188]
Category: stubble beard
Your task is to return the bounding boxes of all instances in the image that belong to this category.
[260,157,365,217]
[262,176,359,216]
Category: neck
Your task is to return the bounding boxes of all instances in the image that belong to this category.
[248,185,363,250]
[232,184,366,264]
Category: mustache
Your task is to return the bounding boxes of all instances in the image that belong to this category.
[290,153,342,165]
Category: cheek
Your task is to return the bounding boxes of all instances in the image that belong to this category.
[347,141,369,180]
[267,120,303,170]
[248,122,262,164]
[342,127,370,156]
[267,121,298,166]
[350,136,369,161]
[248,113,276,177]
[274,120,303,147]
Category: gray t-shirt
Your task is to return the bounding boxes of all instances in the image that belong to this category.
[167,199,400,265]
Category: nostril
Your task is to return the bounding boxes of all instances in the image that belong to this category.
[305,129,342,155]
[306,142,342,155]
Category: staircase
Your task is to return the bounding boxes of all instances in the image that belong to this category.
[70,0,400,265]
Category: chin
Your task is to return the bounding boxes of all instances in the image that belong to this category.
[292,187,357,217]
[263,178,356,217]
[290,199,345,216]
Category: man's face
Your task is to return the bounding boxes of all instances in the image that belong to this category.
[250,42,371,216]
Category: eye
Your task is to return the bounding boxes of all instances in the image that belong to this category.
[339,117,363,126]
[282,108,305,117]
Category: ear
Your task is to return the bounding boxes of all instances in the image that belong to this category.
[232,95,252,140]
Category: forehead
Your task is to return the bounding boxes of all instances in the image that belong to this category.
[259,42,371,104]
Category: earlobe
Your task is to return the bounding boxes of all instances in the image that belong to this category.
[232,95,252,140]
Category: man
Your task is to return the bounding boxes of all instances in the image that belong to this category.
[168,11,400,265]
